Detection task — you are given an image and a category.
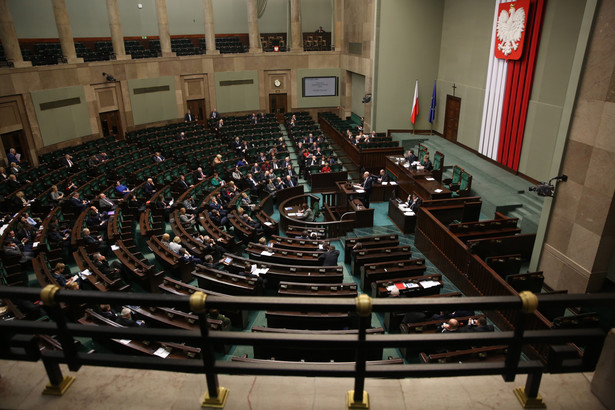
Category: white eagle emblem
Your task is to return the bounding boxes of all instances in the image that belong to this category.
[497,4,526,56]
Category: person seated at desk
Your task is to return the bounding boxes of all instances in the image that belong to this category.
[152,195,170,214]
[152,152,165,163]
[143,178,157,196]
[321,164,331,173]
[98,193,115,212]
[212,154,223,166]
[69,192,89,212]
[82,228,109,255]
[407,193,422,213]
[179,207,199,233]
[51,262,77,288]
[195,167,207,181]
[209,108,219,120]
[296,202,314,222]
[376,169,390,184]
[318,244,339,266]
[421,154,433,171]
[87,206,108,230]
[437,318,460,333]
[463,316,494,333]
[231,136,241,153]
[117,308,145,327]
[210,172,225,187]
[99,304,118,321]
[404,149,418,164]
[114,181,131,197]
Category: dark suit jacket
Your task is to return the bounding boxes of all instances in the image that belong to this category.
[144,183,156,196]
[184,113,195,122]
[362,177,374,192]
[318,249,340,266]
[60,158,75,168]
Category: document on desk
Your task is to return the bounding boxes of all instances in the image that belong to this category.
[111,245,120,251]
[355,189,365,193]
[118,339,132,345]
[382,181,388,185]
[287,212,298,216]
[425,177,435,181]
[404,211,415,216]
[260,250,274,256]
[264,221,272,226]
[153,347,171,358]
[434,189,443,193]
[253,268,269,276]
[390,181,397,185]
[420,280,441,289]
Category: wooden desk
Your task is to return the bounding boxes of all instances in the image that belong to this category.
[319,116,403,172]
[388,199,417,234]
[335,181,393,205]
[385,156,451,200]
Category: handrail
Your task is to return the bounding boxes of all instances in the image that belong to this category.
[1,286,612,407]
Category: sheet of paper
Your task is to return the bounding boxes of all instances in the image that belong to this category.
[425,177,435,181]
[390,181,397,185]
[420,280,441,289]
[434,189,443,193]
[118,339,131,345]
[404,212,415,216]
[381,181,388,185]
[260,251,274,256]
[264,222,272,226]
[153,347,171,358]
[111,245,120,251]
[406,283,420,288]
[355,189,365,193]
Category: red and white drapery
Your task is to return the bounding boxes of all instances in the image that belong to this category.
[478,0,546,171]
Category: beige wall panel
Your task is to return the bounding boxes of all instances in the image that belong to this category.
[0,102,21,132]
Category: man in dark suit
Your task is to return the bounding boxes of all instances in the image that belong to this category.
[176,175,191,192]
[98,193,115,212]
[152,152,165,162]
[318,244,339,266]
[61,154,78,172]
[376,169,390,184]
[184,109,196,122]
[209,108,219,119]
[117,308,144,327]
[361,171,373,208]
[69,192,89,212]
[195,167,207,181]
[143,178,157,196]
[405,149,418,164]
[407,193,422,213]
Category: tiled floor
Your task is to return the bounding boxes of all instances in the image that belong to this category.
[0,359,606,409]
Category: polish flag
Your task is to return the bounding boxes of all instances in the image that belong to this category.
[410,80,419,124]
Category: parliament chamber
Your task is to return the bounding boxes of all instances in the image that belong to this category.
[1,0,615,409]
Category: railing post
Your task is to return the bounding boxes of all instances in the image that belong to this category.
[190,292,229,408]
[503,291,537,382]
[513,371,546,409]
[347,294,371,410]
[509,291,546,408]
[39,285,76,396]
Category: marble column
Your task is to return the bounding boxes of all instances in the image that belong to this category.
[51,0,83,63]
[0,0,31,67]
[334,0,343,52]
[290,0,302,51]
[105,0,130,60]
[155,0,175,57]
[247,0,262,53]
[202,0,218,54]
